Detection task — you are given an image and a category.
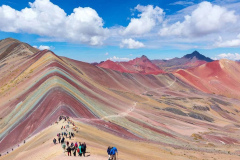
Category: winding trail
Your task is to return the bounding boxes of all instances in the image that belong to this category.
[73,74,177,122]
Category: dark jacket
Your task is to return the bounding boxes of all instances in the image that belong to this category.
[81,144,86,152]
[66,146,71,152]
[107,147,112,155]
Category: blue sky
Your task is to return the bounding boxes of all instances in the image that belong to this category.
[0,0,240,62]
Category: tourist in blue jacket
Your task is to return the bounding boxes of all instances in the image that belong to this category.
[110,146,118,160]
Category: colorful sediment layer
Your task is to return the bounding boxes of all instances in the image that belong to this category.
[1,38,240,159]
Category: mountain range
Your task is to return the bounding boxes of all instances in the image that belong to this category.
[1,38,240,160]
[97,50,214,73]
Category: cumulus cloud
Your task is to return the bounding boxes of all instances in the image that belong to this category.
[33,45,54,50]
[0,0,108,46]
[122,5,164,35]
[213,53,240,60]
[120,38,145,49]
[214,34,240,48]
[105,52,109,55]
[159,1,237,37]
[169,1,194,6]
[108,56,130,61]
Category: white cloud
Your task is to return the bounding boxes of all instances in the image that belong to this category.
[120,38,145,49]
[214,34,240,47]
[108,56,130,61]
[122,5,164,35]
[170,1,194,6]
[38,45,51,50]
[33,45,54,50]
[105,52,109,55]
[213,53,240,60]
[159,1,238,37]
[0,0,108,46]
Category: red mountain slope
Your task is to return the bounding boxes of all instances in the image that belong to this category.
[98,55,164,75]
[174,59,240,98]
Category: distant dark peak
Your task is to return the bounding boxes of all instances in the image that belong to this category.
[191,51,201,56]
[183,51,213,62]
[140,55,149,60]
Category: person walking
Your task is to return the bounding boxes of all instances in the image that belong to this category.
[81,142,87,157]
[66,146,72,156]
[58,136,61,144]
[53,138,56,144]
[72,146,77,156]
[78,143,82,156]
[110,146,118,160]
[61,137,65,144]
[62,142,66,153]
[107,146,112,160]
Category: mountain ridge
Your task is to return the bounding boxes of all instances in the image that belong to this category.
[97,55,165,75]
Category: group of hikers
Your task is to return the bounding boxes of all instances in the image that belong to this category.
[57,115,119,159]
[54,116,88,157]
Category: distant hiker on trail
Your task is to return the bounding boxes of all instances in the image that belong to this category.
[58,137,61,144]
[24,140,25,144]
[67,141,69,146]
[72,146,77,156]
[107,146,112,160]
[62,143,66,153]
[78,142,82,156]
[110,146,118,160]
[61,137,65,144]
[81,142,87,157]
[66,146,72,156]
[53,138,56,144]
